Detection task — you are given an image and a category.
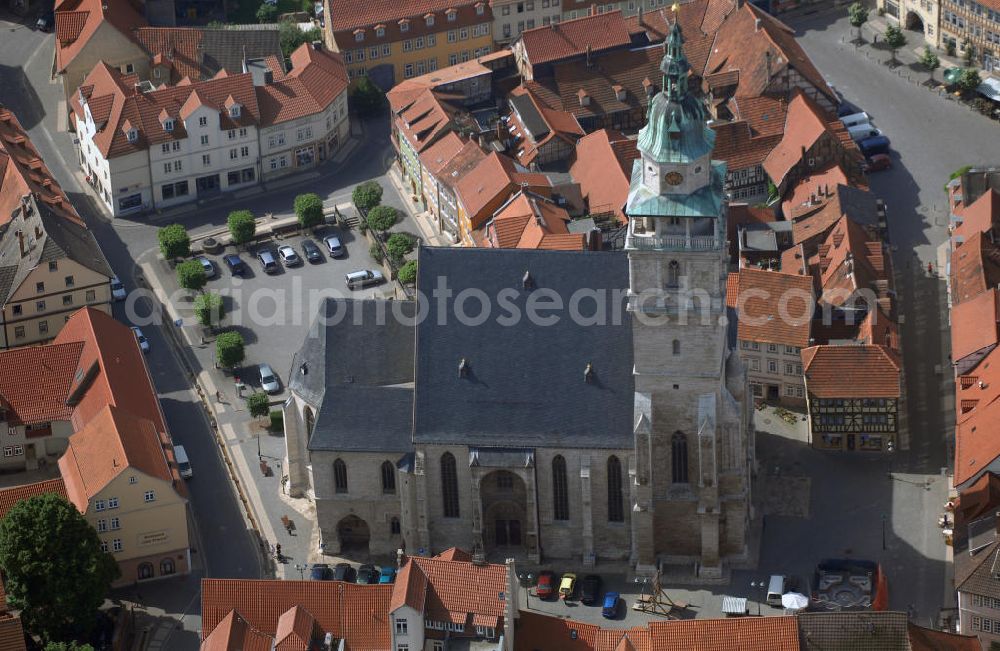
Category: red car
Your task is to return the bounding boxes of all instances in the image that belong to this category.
[863,154,891,173]
[535,571,556,599]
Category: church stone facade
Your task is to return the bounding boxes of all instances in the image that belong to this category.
[283,22,753,576]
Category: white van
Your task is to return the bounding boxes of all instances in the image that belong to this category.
[847,124,882,143]
[766,574,787,607]
[175,445,193,479]
[840,112,871,128]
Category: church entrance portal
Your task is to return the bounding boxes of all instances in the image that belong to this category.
[336,515,370,554]
[481,470,528,552]
[904,11,924,32]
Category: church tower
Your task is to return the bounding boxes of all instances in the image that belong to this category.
[625,19,752,578]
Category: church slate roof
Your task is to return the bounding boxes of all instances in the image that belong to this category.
[412,247,633,449]
[287,298,415,407]
[308,385,413,454]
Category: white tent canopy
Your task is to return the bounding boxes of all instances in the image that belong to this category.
[977,77,1000,102]
[781,592,810,611]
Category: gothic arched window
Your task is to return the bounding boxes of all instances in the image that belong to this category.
[333,458,348,493]
[667,260,680,288]
[552,455,569,521]
[607,456,624,522]
[672,432,689,484]
[672,339,680,355]
[381,460,396,494]
[441,452,460,517]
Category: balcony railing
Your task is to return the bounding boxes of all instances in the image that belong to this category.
[626,232,723,251]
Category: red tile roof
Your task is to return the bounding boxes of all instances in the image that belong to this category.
[284,43,349,115]
[731,268,814,348]
[950,231,1000,306]
[418,132,466,177]
[54,0,146,72]
[133,27,203,83]
[952,287,1000,365]
[387,57,494,113]
[330,0,490,35]
[728,95,788,138]
[0,478,67,521]
[390,555,507,625]
[274,605,317,651]
[0,106,85,227]
[763,90,841,188]
[434,547,472,561]
[954,188,1000,243]
[570,128,638,223]
[625,3,721,75]
[956,390,1000,485]
[484,191,584,251]
[0,342,83,425]
[711,120,781,172]
[782,165,851,219]
[455,152,551,229]
[201,579,392,651]
[908,623,981,651]
[508,85,584,167]
[201,610,273,651]
[802,345,900,399]
[0,615,25,651]
[519,10,632,67]
[814,215,889,310]
[393,88,461,154]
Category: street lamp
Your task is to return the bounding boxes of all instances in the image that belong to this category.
[886,440,895,480]
[881,513,888,551]
[750,580,764,616]
[294,563,307,581]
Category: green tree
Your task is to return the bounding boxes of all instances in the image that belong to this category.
[352,180,383,213]
[0,494,119,643]
[397,260,417,284]
[884,24,906,66]
[45,643,96,651]
[385,232,415,263]
[366,205,397,233]
[294,193,324,228]
[349,76,387,117]
[194,291,224,327]
[919,46,940,83]
[157,223,190,259]
[247,392,270,419]
[278,19,322,59]
[216,331,245,369]
[847,1,869,43]
[228,210,256,247]
[176,259,207,292]
[255,2,277,22]
[958,67,982,94]
[963,39,976,66]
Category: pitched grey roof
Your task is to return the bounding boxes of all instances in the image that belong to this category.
[201,26,283,79]
[957,542,1000,600]
[288,298,415,407]
[412,247,633,449]
[0,196,112,304]
[309,385,413,454]
[797,612,909,651]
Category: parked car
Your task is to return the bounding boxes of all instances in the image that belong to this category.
[223,254,247,277]
[301,239,323,263]
[580,575,602,605]
[846,124,882,143]
[839,111,871,128]
[196,256,216,278]
[345,269,384,290]
[859,135,891,158]
[257,249,279,274]
[310,564,333,580]
[130,327,149,354]
[323,234,344,257]
[258,363,280,394]
[559,573,577,600]
[357,564,379,584]
[862,153,892,173]
[837,100,862,117]
[333,563,356,582]
[379,566,397,584]
[35,11,53,31]
[277,245,302,267]
[536,570,557,599]
[602,592,620,619]
[110,276,126,301]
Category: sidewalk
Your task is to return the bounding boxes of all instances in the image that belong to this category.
[385,164,454,248]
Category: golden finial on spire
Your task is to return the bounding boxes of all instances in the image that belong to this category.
[671,2,679,11]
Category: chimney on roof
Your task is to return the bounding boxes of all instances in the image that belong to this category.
[845,251,854,276]
[522,270,535,290]
[16,230,25,258]
[755,17,762,31]
[764,50,772,86]
[264,70,273,85]
[584,362,595,383]
[590,3,597,16]
[588,227,602,251]
[638,4,644,26]
[809,192,816,204]
[586,44,592,67]
[312,40,323,51]
[34,225,42,239]
[459,358,470,378]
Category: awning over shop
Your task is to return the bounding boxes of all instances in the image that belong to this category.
[977,76,1000,102]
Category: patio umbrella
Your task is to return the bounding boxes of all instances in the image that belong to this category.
[943,67,963,84]
[781,592,810,611]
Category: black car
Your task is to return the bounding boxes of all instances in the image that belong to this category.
[310,564,333,580]
[223,254,247,276]
[333,562,356,582]
[36,11,53,31]
[837,100,862,118]
[356,563,379,584]
[580,574,602,606]
[301,239,323,263]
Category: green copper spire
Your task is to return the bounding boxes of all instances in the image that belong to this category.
[661,19,690,100]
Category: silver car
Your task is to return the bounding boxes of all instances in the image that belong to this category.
[110,276,126,301]
[259,363,280,394]
[130,327,150,354]
[196,256,216,278]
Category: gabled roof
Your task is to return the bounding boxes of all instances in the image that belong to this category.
[570,128,639,223]
[781,164,852,219]
[201,610,273,651]
[710,119,781,172]
[0,478,67,521]
[763,90,848,188]
[388,56,494,113]
[951,231,1000,305]
[956,395,1000,486]
[484,190,583,251]
[274,605,317,651]
[791,184,879,247]
[0,615,25,651]
[952,287,1000,371]
[730,268,814,348]
[954,188,1000,243]
[135,25,283,85]
[389,555,507,625]
[814,215,888,309]
[507,85,584,166]
[908,623,981,651]
[454,152,551,227]
[518,10,631,67]
[0,341,83,425]
[329,0,490,36]
[418,131,466,177]
[54,0,146,72]
[393,88,461,154]
[624,1,724,75]
[802,345,900,399]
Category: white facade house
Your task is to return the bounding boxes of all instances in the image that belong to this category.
[72,43,350,217]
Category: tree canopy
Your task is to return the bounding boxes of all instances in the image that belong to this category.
[294,193,325,228]
[847,2,869,41]
[397,260,417,285]
[194,292,224,327]
[176,260,207,292]
[157,224,190,259]
[958,68,983,93]
[352,181,383,213]
[919,46,940,81]
[385,232,416,263]
[278,20,322,58]
[228,210,256,246]
[216,331,246,369]
[0,494,119,643]
[884,24,906,64]
[247,392,270,419]
[366,205,398,233]
[349,76,387,117]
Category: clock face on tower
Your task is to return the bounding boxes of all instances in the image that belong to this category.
[665,171,684,186]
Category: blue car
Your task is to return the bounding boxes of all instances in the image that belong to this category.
[602,592,620,619]
[379,565,397,584]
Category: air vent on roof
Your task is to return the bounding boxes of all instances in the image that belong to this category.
[522,270,534,290]
[459,358,469,378]
[584,363,594,384]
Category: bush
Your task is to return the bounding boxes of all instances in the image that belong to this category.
[278,19,321,59]
[946,40,957,57]
[349,76,387,117]
[194,292,224,327]
[294,193,324,228]
[228,210,256,246]
[176,259,207,292]
[216,331,245,369]
[369,242,384,264]
[385,232,415,263]
[397,260,417,284]
[352,180,383,213]
[366,205,397,233]
[269,410,284,431]
[958,68,982,94]
[884,24,906,63]
[255,2,277,22]
[157,224,190,259]
[247,392,270,419]
[973,97,995,115]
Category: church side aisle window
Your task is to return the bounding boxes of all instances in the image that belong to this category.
[607,456,624,522]
[552,455,569,521]
[381,460,396,494]
[334,459,348,493]
[671,432,689,484]
[441,452,460,517]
